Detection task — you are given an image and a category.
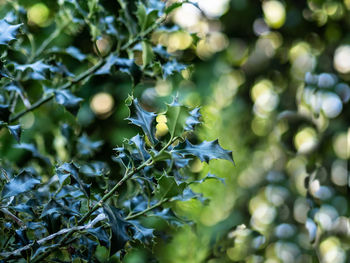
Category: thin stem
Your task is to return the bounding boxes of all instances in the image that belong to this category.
[0,214,106,259]
[77,158,153,225]
[0,208,26,228]
[9,59,105,123]
[8,13,166,125]
[121,15,167,50]
[28,21,70,63]
[125,198,169,220]
[0,167,10,183]
[31,136,177,262]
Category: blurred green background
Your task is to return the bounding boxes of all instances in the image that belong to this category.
[1,0,349,262]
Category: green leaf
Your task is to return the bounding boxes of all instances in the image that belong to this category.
[142,41,154,67]
[14,143,51,165]
[136,2,160,32]
[165,2,183,14]
[185,107,201,132]
[136,3,147,31]
[162,60,187,79]
[76,134,103,157]
[103,205,131,254]
[126,98,157,145]
[2,170,40,198]
[0,19,22,46]
[65,46,87,61]
[87,226,110,247]
[40,199,80,218]
[190,173,225,185]
[15,60,51,80]
[7,124,22,143]
[174,139,234,163]
[56,162,90,197]
[54,89,83,115]
[155,173,185,199]
[80,161,110,177]
[129,220,154,244]
[165,98,190,139]
[129,134,150,161]
[172,188,208,204]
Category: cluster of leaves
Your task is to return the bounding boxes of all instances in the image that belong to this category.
[0,0,234,262]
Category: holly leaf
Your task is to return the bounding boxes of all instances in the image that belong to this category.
[155,173,185,199]
[15,60,51,80]
[190,173,225,185]
[87,226,110,247]
[172,188,208,204]
[185,107,201,132]
[66,46,86,61]
[162,60,187,79]
[142,41,154,67]
[103,205,131,255]
[126,98,157,145]
[95,55,140,80]
[80,161,110,177]
[7,124,22,143]
[54,89,83,115]
[40,199,80,218]
[165,98,191,139]
[165,2,183,14]
[129,134,150,162]
[14,143,51,165]
[56,162,90,197]
[0,19,22,46]
[129,220,154,244]
[2,170,40,198]
[76,134,103,157]
[173,139,234,163]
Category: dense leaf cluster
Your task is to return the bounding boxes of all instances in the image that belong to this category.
[0,0,233,262]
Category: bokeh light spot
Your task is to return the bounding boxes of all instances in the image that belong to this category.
[334,45,350,74]
[262,0,286,29]
[28,3,50,27]
[90,92,114,118]
[294,127,318,153]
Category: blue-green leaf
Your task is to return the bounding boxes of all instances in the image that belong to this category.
[185,107,201,132]
[40,199,80,218]
[76,134,103,157]
[56,162,90,197]
[173,139,234,163]
[2,170,40,198]
[54,89,83,115]
[126,98,157,145]
[14,143,51,165]
[7,124,22,143]
[0,19,22,46]
[162,60,187,79]
[103,205,131,254]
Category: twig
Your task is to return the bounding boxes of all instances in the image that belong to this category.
[30,136,178,262]
[0,213,106,259]
[120,15,167,50]
[125,198,169,220]
[0,208,26,228]
[28,21,70,63]
[9,59,105,123]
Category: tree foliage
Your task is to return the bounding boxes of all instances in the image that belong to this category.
[0,0,232,262]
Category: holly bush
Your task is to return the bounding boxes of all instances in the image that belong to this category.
[1,0,350,263]
[0,0,233,262]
